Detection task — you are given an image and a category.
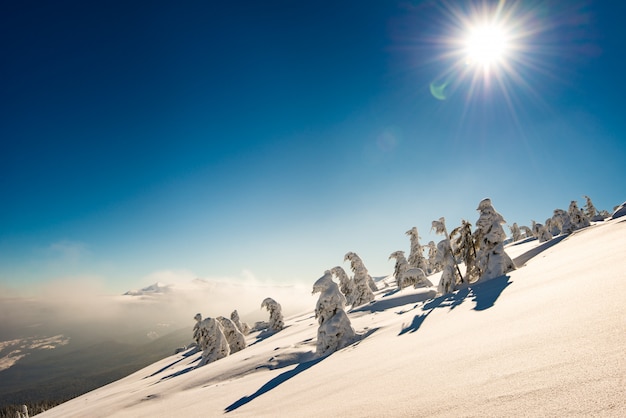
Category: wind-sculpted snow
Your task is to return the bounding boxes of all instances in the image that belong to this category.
[329,266,355,307]
[405,227,429,272]
[196,317,229,367]
[344,252,375,307]
[230,309,250,336]
[389,251,432,289]
[217,316,247,354]
[312,271,356,355]
[475,198,516,281]
[435,239,457,294]
[261,298,284,331]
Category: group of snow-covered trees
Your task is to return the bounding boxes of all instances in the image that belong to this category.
[193,311,248,367]
[513,196,607,245]
[399,196,606,295]
[189,195,606,361]
[191,298,286,367]
[308,251,384,355]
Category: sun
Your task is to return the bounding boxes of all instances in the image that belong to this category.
[464,23,509,68]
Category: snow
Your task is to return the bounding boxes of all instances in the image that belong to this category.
[38,218,626,417]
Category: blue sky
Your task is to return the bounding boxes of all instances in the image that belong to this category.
[1,0,625,294]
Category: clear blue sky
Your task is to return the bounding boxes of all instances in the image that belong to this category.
[2,0,624,294]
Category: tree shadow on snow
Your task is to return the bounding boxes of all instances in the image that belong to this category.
[399,275,512,335]
[224,328,378,413]
[156,365,196,382]
[145,346,200,379]
[248,325,292,348]
[512,234,568,267]
[224,354,324,413]
[350,289,438,314]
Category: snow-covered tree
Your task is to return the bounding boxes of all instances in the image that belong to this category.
[533,222,553,243]
[192,313,203,346]
[450,219,478,283]
[583,195,597,219]
[196,317,230,367]
[431,217,461,294]
[509,223,522,242]
[426,241,441,274]
[530,220,539,239]
[474,198,515,281]
[217,316,247,354]
[330,266,355,306]
[520,225,534,238]
[435,239,457,294]
[551,209,569,235]
[367,275,378,292]
[344,252,375,307]
[569,200,590,230]
[389,251,431,289]
[230,309,250,335]
[389,250,409,289]
[312,271,356,356]
[261,297,284,331]
[405,227,429,271]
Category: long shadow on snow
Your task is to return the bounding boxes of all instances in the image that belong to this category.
[155,357,201,383]
[224,356,325,413]
[399,275,511,335]
[247,325,292,348]
[512,234,568,267]
[146,347,200,379]
[224,328,379,413]
[350,289,438,314]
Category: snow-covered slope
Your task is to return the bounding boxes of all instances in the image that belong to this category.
[39,219,626,417]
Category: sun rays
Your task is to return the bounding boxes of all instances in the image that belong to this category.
[426,0,551,110]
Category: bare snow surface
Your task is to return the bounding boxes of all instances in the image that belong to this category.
[40,219,626,417]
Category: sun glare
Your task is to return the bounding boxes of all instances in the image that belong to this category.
[465,24,509,67]
[426,0,544,104]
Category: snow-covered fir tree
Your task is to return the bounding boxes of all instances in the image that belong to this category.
[426,240,441,274]
[389,250,409,289]
[435,239,457,294]
[330,266,355,307]
[450,219,478,283]
[432,217,460,294]
[312,270,356,356]
[344,252,375,307]
[389,250,431,289]
[551,209,569,235]
[474,198,515,281]
[520,225,534,238]
[230,309,250,335]
[583,195,597,220]
[405,227,429,271]
[261,297,284,331]
[217,316,247,354]
[367,274,378,292]
[196,317,230,367]
[192,313,203,346]
[534,222,553,243]
[568,200,590,230]
[509,222,522,242]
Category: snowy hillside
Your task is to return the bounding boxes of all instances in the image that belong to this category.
[38,218,626,417]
